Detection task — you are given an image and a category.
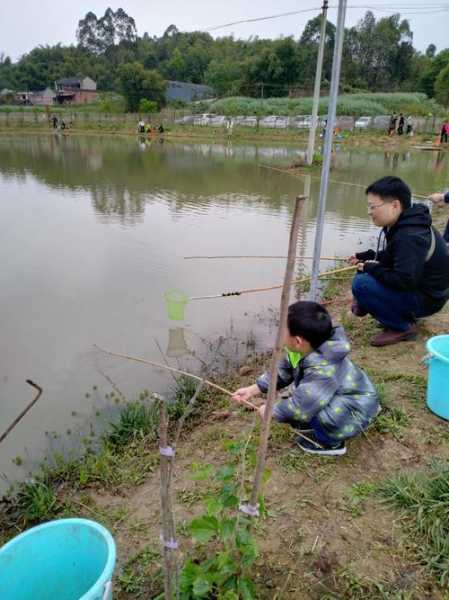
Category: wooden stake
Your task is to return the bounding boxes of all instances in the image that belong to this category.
[159,401,177,600]
[249,196,306,512]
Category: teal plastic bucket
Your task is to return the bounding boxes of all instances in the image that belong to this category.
[426,334,449,420]
[0,518,116,600]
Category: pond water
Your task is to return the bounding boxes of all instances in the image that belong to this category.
[0,133,448,492]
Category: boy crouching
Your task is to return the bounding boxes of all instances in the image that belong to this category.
[232,301,379,456]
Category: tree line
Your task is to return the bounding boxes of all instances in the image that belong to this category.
[0,7,448,111]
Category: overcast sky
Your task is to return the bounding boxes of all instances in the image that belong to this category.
[0,1,447,61]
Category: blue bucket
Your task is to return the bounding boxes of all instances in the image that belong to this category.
[0,518,116,600]
[426,334,449,420]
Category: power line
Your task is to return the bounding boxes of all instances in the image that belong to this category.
[206,3,449,32]
[206,7,320,32]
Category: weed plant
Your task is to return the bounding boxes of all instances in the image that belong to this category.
[381,460,449,585]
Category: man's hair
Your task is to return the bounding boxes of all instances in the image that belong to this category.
[365,176,411,209]
[287,301,333,349]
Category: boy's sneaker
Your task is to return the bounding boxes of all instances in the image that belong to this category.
[296,437,347,456]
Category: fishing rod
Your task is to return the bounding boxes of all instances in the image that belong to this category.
[94,345,324,448]
[184,255,345,261]
[189,264,356,301]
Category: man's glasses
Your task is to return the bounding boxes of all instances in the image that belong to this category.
[367,202,385,212]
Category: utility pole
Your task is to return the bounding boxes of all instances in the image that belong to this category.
[310,0,347,301]
[306,0,328,166]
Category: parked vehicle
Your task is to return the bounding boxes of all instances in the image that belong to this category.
[372,115,390,130]
[259,115,279,128]
[174,115,195,125]
[192,113,214,126]
[354,116,372,129]
[209,115,227,127]
[275,117,290,129]
[233,116,257,127]
[290,115,326,129]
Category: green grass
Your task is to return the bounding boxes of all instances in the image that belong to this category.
[208,92,444,118]
[117,545,163,598]
[319,568,416,599]
[381,460,449,586]
[106,395,159,449]
[343,481,377,517]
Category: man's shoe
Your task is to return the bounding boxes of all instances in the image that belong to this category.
[296,437,347,456]
[370,324,418,347]
[351,300,368,317]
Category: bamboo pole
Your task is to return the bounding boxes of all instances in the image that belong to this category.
[95,345,322,447]
[0,380,42,445]
[248,196,306,514]
[159,401,177,600]
[94,344,259,411]
[189,264,356,301]
[184,255,343,261]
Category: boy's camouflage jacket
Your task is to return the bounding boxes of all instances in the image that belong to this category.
[256,326,379,440]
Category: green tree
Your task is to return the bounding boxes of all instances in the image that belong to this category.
[117,62,166,111]
[205,59,241,96]
[138,98,158,113]
[435,63,449,107]
[77,8,136,54]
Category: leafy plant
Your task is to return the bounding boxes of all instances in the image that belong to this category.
[179,441,259,599]
[343,481,377,517]
[381,460,449,585]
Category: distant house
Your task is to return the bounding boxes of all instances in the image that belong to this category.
[14,87,55,106]
[166,81,214,103]
[31,87,55,106]
[54,77,98,105]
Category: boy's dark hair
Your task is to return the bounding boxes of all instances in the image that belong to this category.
[365,176,411,209]
[287,301,333,349]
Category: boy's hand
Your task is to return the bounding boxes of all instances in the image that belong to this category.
[231,384,259,405]
[258,404,266,419]
[429,192,445,204]
[346,255,359,265]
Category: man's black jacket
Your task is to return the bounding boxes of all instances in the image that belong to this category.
[355,204,449,304]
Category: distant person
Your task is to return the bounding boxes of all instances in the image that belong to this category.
[349,176,449,346]
[406,115,413,136]
[397,113,405,136]
[440,120,449,144]
[429,190,449,243]
[388,114,397,136]
[320,119,327,139]
[158,123,165,134]
[60,120,66,130]
[232,301,379,456]
[138,119,145,134]
[51,115,58,129]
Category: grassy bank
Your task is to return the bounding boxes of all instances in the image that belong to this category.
[0,119,443,154]
[2,202,449,599]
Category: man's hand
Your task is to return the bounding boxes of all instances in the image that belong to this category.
[231,384,260,405]
[358,260,379,272]
[258,404,266,419]
[429,192,445,204]
[346,255,359,265]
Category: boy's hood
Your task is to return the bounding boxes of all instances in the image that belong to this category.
[304,326,350,366]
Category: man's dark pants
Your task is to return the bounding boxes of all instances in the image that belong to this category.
[352,273,443,331]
